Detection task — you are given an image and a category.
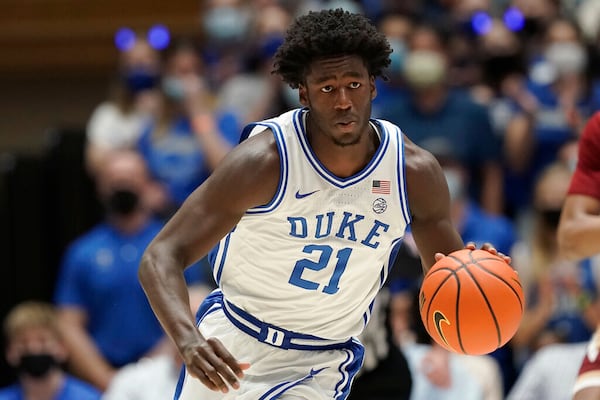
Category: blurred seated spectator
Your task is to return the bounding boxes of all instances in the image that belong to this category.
[0,301,101,400]
[137,40,239,214]
[371,12,413,118]
[440,151,517,256]
[86,33,162,176]
[507,341,587,400]
[53,150,207,391]
[377,23,504,215]
[504,17,600,223]
[216,2,291,125]
[101,285,210,400]
[389,281,503,400]
[511,162,600,363]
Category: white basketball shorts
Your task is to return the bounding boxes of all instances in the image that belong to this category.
[174,290,364,399]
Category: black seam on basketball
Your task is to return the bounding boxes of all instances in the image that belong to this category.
[475,263,524,311]
[463,266,502,348]
[455,271,465,354]
[424,271,459,334]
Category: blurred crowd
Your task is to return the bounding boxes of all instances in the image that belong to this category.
[4,0,600,399]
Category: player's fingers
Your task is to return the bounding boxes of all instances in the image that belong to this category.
[434,252,445,261]
[465,242,476,250]
[207,338,246,388]
[186,364,220,391]
[196,356,231,393]
[479,242,498,254]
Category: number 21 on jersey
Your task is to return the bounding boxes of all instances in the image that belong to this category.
[288,244,352,295]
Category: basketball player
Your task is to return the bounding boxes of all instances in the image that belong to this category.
[558,111,600,400]
[138,9,498,399]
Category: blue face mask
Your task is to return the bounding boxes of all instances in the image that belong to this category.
[122,67,159,94]
[161,76,186,101]
[387,39,406,76]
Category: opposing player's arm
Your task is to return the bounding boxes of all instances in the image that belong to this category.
[403,137,464,273]
[558,194,600,261]
[138,129,280,391]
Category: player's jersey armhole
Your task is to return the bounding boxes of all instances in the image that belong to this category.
[242,121,288,214]
[375,119,412,226]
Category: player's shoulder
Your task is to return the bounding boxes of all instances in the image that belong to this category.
[402,135,440,174]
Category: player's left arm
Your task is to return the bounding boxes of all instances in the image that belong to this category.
[403,137,464,273]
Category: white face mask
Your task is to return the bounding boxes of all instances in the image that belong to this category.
[403,50,447,88]
[544,42,588,76]
[202,6,250,44]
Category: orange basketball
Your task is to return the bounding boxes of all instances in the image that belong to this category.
[419,248,524,355]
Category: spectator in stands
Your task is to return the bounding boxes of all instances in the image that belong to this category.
[389,282,503,400]
[85,33,162,176]
[137,40,239,214]
[377,23,504,215]
[53,150,205,391]
[101,285,210,400]
[507,341,588,400]
[0,301,101,399]
[511,161,599,364]
[216,2,292,125]
[504,17,600,224]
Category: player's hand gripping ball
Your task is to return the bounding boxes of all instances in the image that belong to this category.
[419,249,524,355]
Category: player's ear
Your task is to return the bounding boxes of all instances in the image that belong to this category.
[299,84,308,106]
[370,76,377,100]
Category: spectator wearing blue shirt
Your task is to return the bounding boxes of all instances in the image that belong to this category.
[137,41,239,214]
[0,301,101,400]
[54,150,204,391]
[377,23,503,215]
[504,18,600,220]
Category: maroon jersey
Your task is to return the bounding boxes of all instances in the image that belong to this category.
[569,111,600,200]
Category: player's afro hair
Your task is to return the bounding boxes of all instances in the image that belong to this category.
[273,8,392,88]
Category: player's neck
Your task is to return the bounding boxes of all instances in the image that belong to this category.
[306,118,378,178]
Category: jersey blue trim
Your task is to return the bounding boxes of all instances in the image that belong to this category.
[333,340,364,399]
[395,126,412,225]
[213,231,233,286]
[292,109,390,188]
[245,121,289,214]
[222,298,352,350]
[259,368,326,399]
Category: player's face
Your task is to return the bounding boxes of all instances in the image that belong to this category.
[299,55,376,147]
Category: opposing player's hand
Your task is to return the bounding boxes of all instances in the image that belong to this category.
[181,336,251,393]
[434,242,512,265]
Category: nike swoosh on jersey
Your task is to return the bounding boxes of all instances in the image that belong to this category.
[295,190,319,199]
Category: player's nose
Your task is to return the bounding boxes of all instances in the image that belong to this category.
[334,88,352,110]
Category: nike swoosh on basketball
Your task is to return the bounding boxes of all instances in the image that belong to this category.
[295,190,319,199]
[433,310,451,347]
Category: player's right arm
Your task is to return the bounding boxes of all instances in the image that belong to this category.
[558,195,600,261]
[402,136,464,273]
[138,129,280,393]
[558,112,600,261]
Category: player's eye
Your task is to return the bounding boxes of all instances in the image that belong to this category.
[349,82,361,89]
[321,86,334,93]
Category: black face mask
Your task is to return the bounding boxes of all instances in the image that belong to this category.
[105,188,139,216]
[539,209,562,228]
[16,354,58,378]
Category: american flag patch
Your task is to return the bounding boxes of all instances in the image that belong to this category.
[372,180,391,194]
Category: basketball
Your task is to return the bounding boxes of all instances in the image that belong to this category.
[419,248,524,355]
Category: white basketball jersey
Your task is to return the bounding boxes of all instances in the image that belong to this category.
[210,108,411,340]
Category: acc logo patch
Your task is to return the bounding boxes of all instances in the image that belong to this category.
[372,198,387,214]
